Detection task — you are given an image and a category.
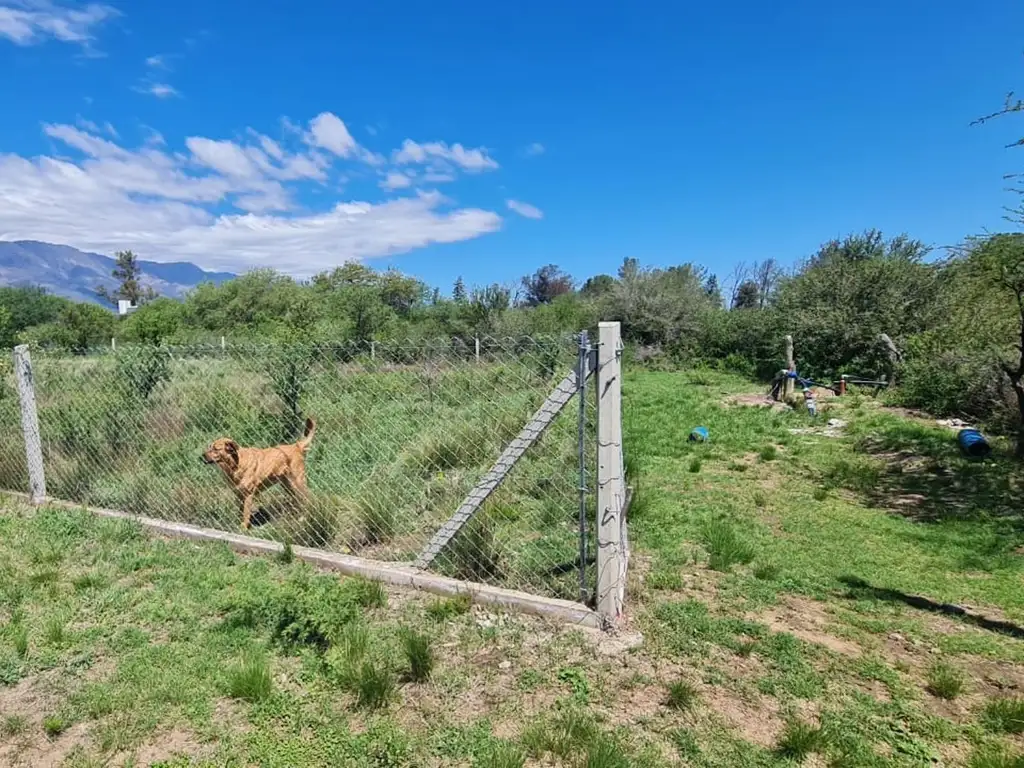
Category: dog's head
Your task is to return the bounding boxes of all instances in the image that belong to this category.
[202,438,239,469]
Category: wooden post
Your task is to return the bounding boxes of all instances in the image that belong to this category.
[220,336,226,351]
[783,334,795,400]
[111,337,117,351]
[13,345,46,504]
[596,321,627,623]
[371,341,377,361]
[475,337,481,363]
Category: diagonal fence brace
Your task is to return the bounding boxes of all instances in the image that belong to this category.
[414,352,596,570]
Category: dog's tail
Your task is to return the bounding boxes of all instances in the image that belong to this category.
[297,417,316,451]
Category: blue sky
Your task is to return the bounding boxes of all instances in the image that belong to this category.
[1,0,1022,293]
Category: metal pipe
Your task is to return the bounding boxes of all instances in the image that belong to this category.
[576,329,589,604]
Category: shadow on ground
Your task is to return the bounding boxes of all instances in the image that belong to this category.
[838,576,1024,640]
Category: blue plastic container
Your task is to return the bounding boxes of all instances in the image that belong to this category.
[957,428,991,458]
[689,426,709,443]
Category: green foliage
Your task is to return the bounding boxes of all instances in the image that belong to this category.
[425,594,472,621]
[114,344,171,401]
[400,629,435,682]
[226,654,273,701]
[352,661,396,710]
[701,518,755,571]
[43,715,66,737]
[665,679,699,711]
[983,698,1024,734]
[926,661,966,700]
[222,570,370,650]
[774,719,824,760]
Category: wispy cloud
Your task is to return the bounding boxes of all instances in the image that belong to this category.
[138,82,179,99]
[0,115,503,276]
[523,142,545,157]
[394,139,498,173]
[145,53,169,69]
[506,199,543,219]
[0,1,117,46]
[379,170,412,191]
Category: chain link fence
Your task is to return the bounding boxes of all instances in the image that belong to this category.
[0,336,603,604]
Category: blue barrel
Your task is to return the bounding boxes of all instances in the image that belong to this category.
[689,426,709,443]
[957,428,991,458]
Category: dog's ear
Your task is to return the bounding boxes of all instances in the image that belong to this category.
[225,440,238,457]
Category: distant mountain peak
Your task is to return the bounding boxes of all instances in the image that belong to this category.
[0,240,235,305]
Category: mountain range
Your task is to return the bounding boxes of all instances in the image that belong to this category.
[0,241,235,306]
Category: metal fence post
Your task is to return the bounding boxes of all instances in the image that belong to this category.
[13,345,46,504]
[576,329,590,604]
[596,321,627,622]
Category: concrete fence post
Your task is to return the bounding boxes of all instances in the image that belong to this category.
[596,321,627,623]
[783,334,795,399]
[111,337,117,351]
[475,337,481,363]
[13,345,46,504]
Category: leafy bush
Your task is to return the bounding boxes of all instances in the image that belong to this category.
[115,344,171,401]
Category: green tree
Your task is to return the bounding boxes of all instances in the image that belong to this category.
[98,250,157,307]
[965,234,1024,453]
[732,280,760,310]
[452,277,467,303]
[520,265,574,307]
[774,230,939,378]
[119,298,184,344]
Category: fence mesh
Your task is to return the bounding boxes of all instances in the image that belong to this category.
[0,336,599,603]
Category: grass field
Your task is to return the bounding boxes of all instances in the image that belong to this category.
[2,368,1024,767]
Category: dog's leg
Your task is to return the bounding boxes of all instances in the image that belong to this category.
[241,493,255,529]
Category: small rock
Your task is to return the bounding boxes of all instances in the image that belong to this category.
[498,661,512,670]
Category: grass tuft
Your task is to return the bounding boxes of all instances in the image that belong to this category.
[42,715,66,738]
[966,743,1024,768]
[701,519,755,571]
[400,628,435,683]
[753,561,781,581]
[226,654,273,702]
[583,736,631,768]
[1,715,27,737]
[474,741,526,768]
[983,698,1024,734]
[688,457,702,473]
[665,679,699,711]
[426,594,472,621]
[759,445,779,462]
[926,661,966,700]
[353,661,395,710]
[11,623,29,658]
[521,708,598,759]
[774,719,823,760]
[276,541,294,564]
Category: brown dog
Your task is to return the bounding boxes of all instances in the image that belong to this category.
[202,418,316,529]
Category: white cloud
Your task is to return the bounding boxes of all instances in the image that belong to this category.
[307,112,357,158]
[145,54,168,68]
[523,142,545,157]
[506,199,543,219]
[379,171,412,191]
[142,82,180,99]
[394,139,498,172]
[0,119,503,277]
[0,1,117,46]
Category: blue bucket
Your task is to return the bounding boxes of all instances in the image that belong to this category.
[689,426,709,443]
[957,428,991,458]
